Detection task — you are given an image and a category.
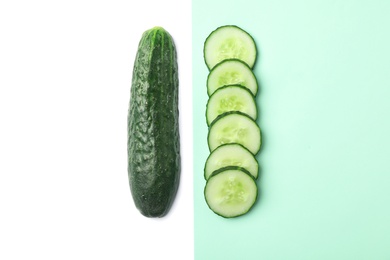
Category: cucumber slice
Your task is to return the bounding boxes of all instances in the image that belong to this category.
[204,166,258,218]
[206,85,257,126]
[207,59,258,96]
[204,25,257,70]
[204,143,259,180]
[208,111,261,155]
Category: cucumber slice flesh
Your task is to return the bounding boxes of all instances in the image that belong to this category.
[204,167,257,218]
[206,85,257,126]
[207,59,258,96]
[208,112,261,155]
[204,25,257,70]
[204,143,259,180]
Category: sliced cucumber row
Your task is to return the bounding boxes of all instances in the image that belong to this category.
[203,25,261,218]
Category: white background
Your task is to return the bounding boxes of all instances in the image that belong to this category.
[0,0,193,259]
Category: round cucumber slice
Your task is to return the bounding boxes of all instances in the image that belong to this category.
[204,166,258,218]
[208,111,261,155]
[206,85,257,126]
[204,143,259,180]
[207,59,258,96]
[204,25,257,70]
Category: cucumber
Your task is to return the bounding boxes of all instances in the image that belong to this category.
[128,27,180,218]
[204,143,259,180]
[203,25,261,218]
[204,25,257,70]
[204,166,258,218]
[208,111,261,155]
[206,84,257,126]
[207,59,258,96]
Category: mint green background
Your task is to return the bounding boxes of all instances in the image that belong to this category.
[193,0,390,259]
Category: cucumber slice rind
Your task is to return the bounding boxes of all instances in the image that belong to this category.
[208,111,261,155]
[204,166,258,218]
[206,84,257,126]
[203,25,257,70]
[204,143,259,180]
[208,165,253,179]
[207,59,258,96]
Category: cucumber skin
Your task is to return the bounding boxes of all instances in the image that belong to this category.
[204,166,258,218]
[128,27,180,218]
[208,165,255,180]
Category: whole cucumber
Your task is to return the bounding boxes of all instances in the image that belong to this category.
[128,27,180,218]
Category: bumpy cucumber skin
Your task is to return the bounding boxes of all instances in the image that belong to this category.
[128,27,180,218]
[203,25,258,70]
[204,166,258,218]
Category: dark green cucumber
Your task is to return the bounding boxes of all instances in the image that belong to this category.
[128,27,180,218]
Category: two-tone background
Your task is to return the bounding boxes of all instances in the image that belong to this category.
[1,0,390,259]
